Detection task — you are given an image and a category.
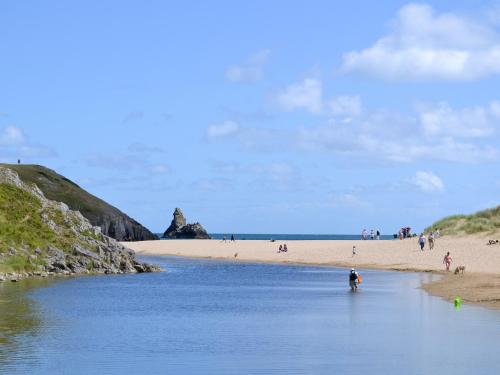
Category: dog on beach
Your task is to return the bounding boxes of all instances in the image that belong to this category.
[454,265,465,275]
[487,240,499,245]
[234,252,238,258]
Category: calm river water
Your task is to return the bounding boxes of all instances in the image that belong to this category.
[1,256,499,375]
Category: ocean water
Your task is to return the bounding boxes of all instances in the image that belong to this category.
[1,256,500,375]
[159,233,395,240]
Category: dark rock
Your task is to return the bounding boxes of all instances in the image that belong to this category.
[162,208,211,239]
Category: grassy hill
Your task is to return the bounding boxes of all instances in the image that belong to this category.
[426,206,500,236]
[1,164,157,241]
[0,166,159,276]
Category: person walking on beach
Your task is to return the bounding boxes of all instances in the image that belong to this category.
[428,231,435,250]
[399,228,403,240]
[352,245,356,257]
[370,229,374,240]
[231,234,235,242]
[349,268,359,291]
[376,230,380,240]
[283,244,288,252]
[418,234,426,251]
[443,252,452,271]
[278,244,283,253]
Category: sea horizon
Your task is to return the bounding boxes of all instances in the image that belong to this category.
[156,233,396,240]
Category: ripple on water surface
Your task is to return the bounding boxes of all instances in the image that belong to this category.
[1,257,500,375]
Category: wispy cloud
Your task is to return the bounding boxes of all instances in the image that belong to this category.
[275,78,323,114]
[122,111,144,123]
[225,49,271,82]
[341,3,500,81]
[206,120,240,139]
[410,171,445,192]
[128,142,164,153]
[210,99,500,164]
[0,126,57,160]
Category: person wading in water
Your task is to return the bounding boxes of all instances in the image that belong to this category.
[349,268,359,291]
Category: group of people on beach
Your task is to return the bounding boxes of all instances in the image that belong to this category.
[361,229,380,240]
[277,244,288,253]
[398,226,413,239]
[417,230,441,251]
[221,234,236,242]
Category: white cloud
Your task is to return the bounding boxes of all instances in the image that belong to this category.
[225,49,271,82]
[0,126,25,145]
[420,102,496,138]
[0,126,56,160]
[411,171,445,192]
[329,95,362,117]
[206,120,240,139]
[296,99,500,163]
[276,78,323,114]
[341,3,500,81]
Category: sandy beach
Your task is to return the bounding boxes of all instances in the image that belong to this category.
[125,235,500,309]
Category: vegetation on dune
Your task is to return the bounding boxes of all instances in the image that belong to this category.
[426,206,500,236]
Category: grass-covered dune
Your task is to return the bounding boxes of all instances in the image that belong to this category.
[1,164,157,241]
[426,206,500,236]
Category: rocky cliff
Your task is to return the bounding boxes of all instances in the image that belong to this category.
[0,167,160,281]
[162,208,211,239]
[1,164,158,241]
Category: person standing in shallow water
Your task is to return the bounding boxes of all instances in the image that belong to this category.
[349,268,359,291]
[443,252,452,271]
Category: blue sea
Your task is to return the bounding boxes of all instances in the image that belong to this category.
[158,233,396,240]
[1,256,499,375]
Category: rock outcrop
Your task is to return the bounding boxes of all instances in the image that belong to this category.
[0,167,161,281]
[162,208,211,239]
[1,164,158,241]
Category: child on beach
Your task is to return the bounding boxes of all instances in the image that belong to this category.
[443,252,452,271]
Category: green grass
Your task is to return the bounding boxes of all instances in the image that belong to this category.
[0,164,157,241]
[0,183,80,273]
[426,206,500,236]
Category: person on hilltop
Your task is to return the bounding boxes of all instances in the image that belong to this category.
[418,233,426,251]
[443,252,453,271]
[349,268,359,291]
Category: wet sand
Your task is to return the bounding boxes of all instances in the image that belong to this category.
[125,235,500,309]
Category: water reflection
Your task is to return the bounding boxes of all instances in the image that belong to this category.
[0,278,54,371]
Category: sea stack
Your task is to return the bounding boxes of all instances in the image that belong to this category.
[162,208,211,239]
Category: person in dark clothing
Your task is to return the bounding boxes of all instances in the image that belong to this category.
[349,268,359,291]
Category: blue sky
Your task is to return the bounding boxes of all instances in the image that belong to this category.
[1,1,500,234]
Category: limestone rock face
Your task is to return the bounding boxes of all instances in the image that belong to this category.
[0,166,161,280]
[162,208,211,239]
